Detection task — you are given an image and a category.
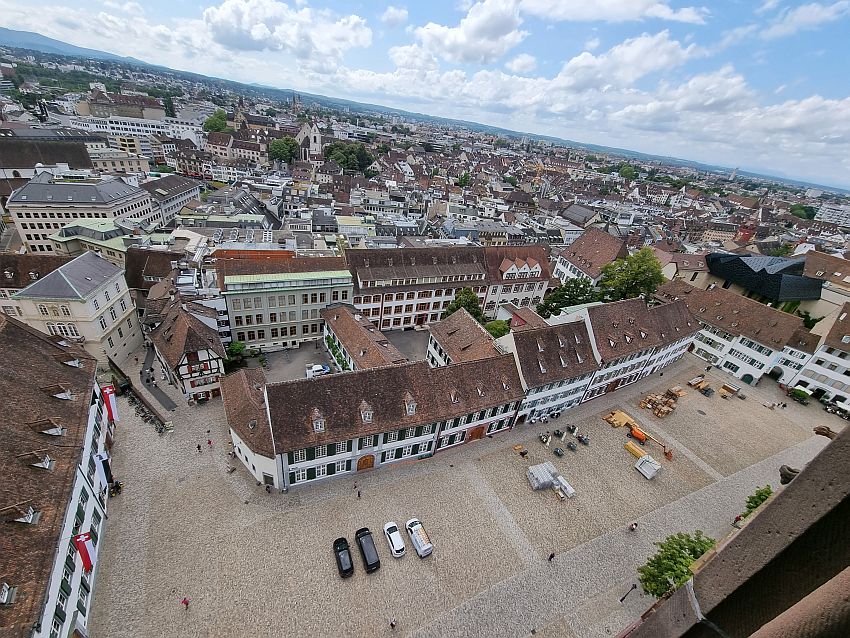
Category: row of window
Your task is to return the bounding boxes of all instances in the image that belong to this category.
[231,289,349,310]
[235,323,320,342]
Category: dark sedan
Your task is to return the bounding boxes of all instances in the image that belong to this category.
[333,537,354,578]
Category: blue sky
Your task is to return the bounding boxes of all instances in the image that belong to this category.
[5,0,850,187]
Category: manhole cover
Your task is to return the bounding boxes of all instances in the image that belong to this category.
[697,409,707,416]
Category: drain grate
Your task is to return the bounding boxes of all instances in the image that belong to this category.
[697,409,707,416]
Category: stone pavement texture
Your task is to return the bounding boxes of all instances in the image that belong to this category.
[139,345,177,410]
[88,355,841,637]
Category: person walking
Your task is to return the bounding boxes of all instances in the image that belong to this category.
[390,619,396,630]
[357,489,361,499]
[207,439,213,449]
[134,356,139,364]
[548,552,555,562]
[180,597,190,610]
[197,444,202,453]
[629,522,638,531]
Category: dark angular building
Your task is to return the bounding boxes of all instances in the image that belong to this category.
[706,253,823,302]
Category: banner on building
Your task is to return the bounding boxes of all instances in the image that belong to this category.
[101,384,120,423]
[94,452,113,489]
[72,532,96,572]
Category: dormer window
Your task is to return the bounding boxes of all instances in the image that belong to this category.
[14,505,40,524]
[3,270,12,280]
[502,380,510,390]
[62,359,82,368]
[625,334,632,343]
[31,453,54,470]
[0,582,16,605]
[53,390,73,401]
[576,351,583,364]
[477,387,484,397]
[312,416,325,433]
[406,400,416,415]
[450,390,459,404]
[28,271,39,281]
[559,353,568,367]
[537,339,544,353]
[609,339,615,347]
[538,358,547,373]
[362,410,373,423]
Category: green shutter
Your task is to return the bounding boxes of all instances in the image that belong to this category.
[358,437,364,448]
[77,600,87,616]
[306,447,315,461]
[307,467,316,480]
[347,440,353,452]
[415,426,422,437]
[380,452,386,463]
[288,471,295,484]
[60,580,72,596]
[287,451,294,465]
[328,463,335,476]
[346,460,352,471]
[398,429,405,441]
[65,555,76,573]
[395,448,403,459]
[55,607,66,623]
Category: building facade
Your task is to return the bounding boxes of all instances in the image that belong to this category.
[13,251,143,365]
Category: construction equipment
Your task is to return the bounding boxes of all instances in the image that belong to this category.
[603,410,637,428]
[688,374,705,387]
[635,456,662,480]
[625,441,647,458]
[626,424,649,445]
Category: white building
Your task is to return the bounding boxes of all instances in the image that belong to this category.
[139,174,201,226]
[6,172,157,253]
[787,302,850,406]
[552,228,628,285]
[13,251,143,366]
[815,203,850,227]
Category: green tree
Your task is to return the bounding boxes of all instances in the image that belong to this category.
[504,175,518,187]
[598,247,665,301]
[638,531,716,598]
[376,143,391,155]
[619,165,637,180]
[163,95,176,118]
[451,143,461,153]
[268,137,299,163]
[203,109,228,133]
[264,108,278,117]
[442,288,484,323]
[485,320,510,339]
[537,278,597,318]
[324,142,375,173]
[457,171,471,187]
[789,204,816,220]
[153,164,174,173]
[742,485,773,519]
[226,341,246,359]
[767,243,794,257]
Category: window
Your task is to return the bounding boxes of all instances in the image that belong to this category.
[406,427,415,438]
[335,442,346,455]
[313,417,325,432]
[315,445,326,458]
[293,449,306,463]
[362,435,374,447]
[232,299,241,310]
[117,327,123,339]
[253,297,262,308]
[38,304,49,316]
[243,298,252,310]
[422,424,433,435]
[295,468,307,482]
[107,337,114,348]
[60,305,71,316]
[104,290,110,301]
[362,410,373,423]
[335,460,346,473]
[403,445,413,457]
[386,431,398,443]
[256,314,263,325]
[315,465,327,478]
[50,618,62,638]
[99,316,107,330]
[406,400,416,416]
[119,299,126,312]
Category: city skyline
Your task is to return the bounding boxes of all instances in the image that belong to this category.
[3,1,850,188]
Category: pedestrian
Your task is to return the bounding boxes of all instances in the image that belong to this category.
[732,514,743,529]
[390,619,396,629]
[197,444,202,453]
[265,484,272,494]
[180,597,190,610]
[139,369,143,378]
[353,482,357,490]
[782,402,787,409]
[629,522,638,531]
[207,439,213,448]
[134,356,139,364]
[548,552,555,562]
[152,380,157,388]
[357,489,361,499]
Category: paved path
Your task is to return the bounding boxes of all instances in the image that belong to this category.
[412,435,829,638]
[140,346,177,411]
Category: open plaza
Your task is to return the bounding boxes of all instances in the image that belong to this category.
[88,353,836,637]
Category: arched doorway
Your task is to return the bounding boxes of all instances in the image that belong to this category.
[767,366,783,381]
[742,373,754,385]
[357,454,374,471]
[467,425,486,441]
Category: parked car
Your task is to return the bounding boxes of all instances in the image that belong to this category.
[355,527,381,572]
[405,518,433,558]
[383,522,406,558]
[306,364,331,379]
[333,537,354,578]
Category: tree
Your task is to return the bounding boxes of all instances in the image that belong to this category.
[504,175,518,187]
[638,531,716,598]
[742,485,773,519]
[537,278,597,318]
[598,247,665,302]
[457,171,471,187]
[153,164,174,173]
[485,320,510,339]
[323,142,375,173]
[163,95,176,118]
[226,341,246,359]
[767,243,794,257]
[376,143,391,155]
[203,109,228,133]
[268,137,299,164]
[619,165,637,180]
[264,108,278,117]
[790,204,816,220]
[442,288,484,323]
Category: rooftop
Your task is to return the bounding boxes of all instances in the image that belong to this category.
[428,308,501,364]
[13,251,123,301]
[321,303,408,369]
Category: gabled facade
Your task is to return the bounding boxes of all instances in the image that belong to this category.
[552,228,628,285]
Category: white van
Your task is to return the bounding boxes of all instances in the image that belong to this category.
[405,518,433,558]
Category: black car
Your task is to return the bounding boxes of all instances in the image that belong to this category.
[355,527,381,573]
[333,537,354,578]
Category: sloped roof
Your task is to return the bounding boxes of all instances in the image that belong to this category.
[266,356,523,452]
[0,254,72,290]
[0,315,96,633]
[0,138,92,170]
[321,304,407,369]
[139,174,200,201]
[428,308,500,364]
[558,228,628,280]
[149,298,225,368]
[13,251,121,300]
[221,368,273,458]
[123,247,182,291]
[512,321,599,388]
[8,172,143,205]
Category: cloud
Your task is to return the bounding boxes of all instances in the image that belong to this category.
[414,0,527,64]
[717,24,757,50]
[519,0,709,24]
[101,0,143,15]
[381,5,408,26]
[389,43,438,70]
[761,1,850,39]
[202,0,372,66]
[505,53,536,73]
[585,37,601,51]
[756,0,781,14]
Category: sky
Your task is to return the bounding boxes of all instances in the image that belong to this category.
[4,0,850,188]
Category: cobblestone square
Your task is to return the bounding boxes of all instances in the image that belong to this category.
[89,355,839,637]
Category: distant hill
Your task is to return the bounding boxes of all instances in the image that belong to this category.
[0,27,147,65]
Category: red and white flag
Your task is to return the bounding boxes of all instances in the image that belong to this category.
[72,532,96,572]
[101,384,120,423]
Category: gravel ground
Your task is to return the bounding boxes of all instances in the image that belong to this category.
[88,354,842,638]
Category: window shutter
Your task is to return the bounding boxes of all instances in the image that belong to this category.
[287,451,294,465]
[288,471,295,484]
[415,426,422,437]
[346,460,351,471]
[395,448,402,459]
[347,440,352,452]
[306,447,315,461]
[65,555,76,573]
[60,579,72,596]
[307,467,316,480]
[327,463,335,475]
[77,600,87,616]
[398,429,405,441]
[55,607,67,623]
